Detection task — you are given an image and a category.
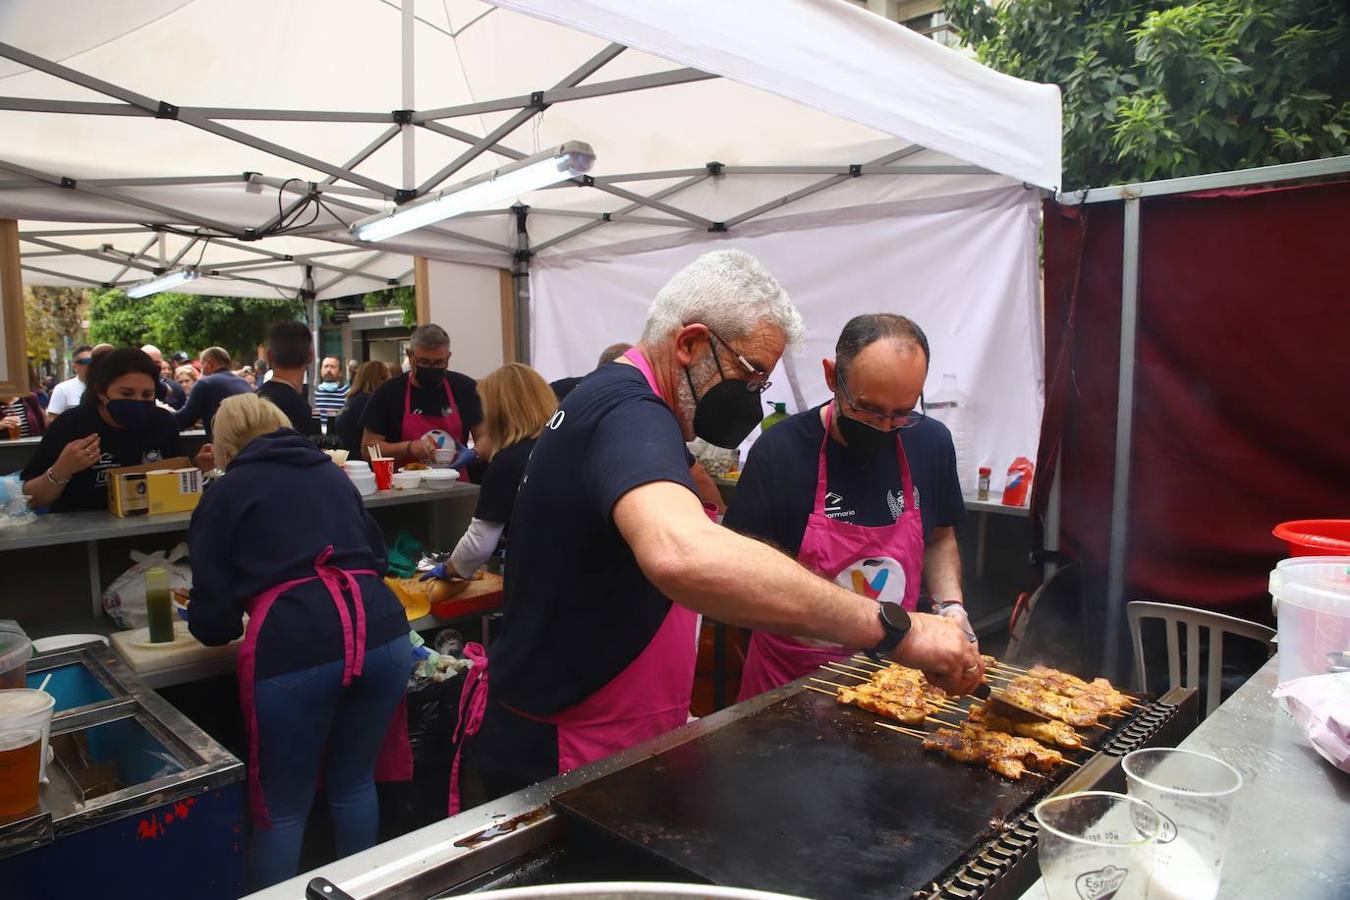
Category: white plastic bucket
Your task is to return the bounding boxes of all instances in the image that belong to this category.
[1270,557,1350,684]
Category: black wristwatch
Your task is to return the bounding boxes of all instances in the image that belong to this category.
[865,600,912,662]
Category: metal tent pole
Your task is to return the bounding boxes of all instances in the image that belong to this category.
[1104,197,1142,680]
[401,0,416,194]
[512,205,531,364]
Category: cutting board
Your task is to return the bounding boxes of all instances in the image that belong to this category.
[110,622,240,680]
[428,571,503,621]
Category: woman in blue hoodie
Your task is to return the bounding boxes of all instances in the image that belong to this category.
[187,394,412,889]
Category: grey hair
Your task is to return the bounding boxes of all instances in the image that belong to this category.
[640,250,806,345]
[835,313,930,378]
[410,324,450,351]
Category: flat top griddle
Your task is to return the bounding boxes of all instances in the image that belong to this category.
[551,688,1068,900]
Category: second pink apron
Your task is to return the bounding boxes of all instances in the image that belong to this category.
[737,403,925,701]
[238,547,412,828]
[447,347,703,814]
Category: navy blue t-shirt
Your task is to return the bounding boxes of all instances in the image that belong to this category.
[173,370,252,439]
[724,404,964,557]
[489,362,697,716]
[475,437,536,528]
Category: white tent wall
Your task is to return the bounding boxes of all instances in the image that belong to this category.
[529,185,1044,484]
[424,259,506,379]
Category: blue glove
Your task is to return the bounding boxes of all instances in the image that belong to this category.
[450,446,478,469]
[419,563,449,582]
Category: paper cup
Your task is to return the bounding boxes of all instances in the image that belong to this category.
[371,458,394,491]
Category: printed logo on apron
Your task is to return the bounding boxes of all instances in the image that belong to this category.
[835,556,907,606]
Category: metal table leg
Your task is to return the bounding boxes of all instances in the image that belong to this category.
[87,541,102,617]
[975,511,989,579]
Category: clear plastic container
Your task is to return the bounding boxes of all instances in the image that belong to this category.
[0,688,55,785]
[925,373,976,495]
[0,621,33,691]
[1270,557,1350,684]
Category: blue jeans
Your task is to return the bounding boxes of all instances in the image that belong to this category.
[250,636,412,890]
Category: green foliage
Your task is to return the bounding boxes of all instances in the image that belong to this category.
[943,0,1350,189]
[357,285,416,325]
[87,288,305,363]
[24,286,88,369]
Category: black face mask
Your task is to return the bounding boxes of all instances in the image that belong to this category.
[415,366,446,388]
[686,349,764,449]
[836,403,900,458]
[106,399,156,432]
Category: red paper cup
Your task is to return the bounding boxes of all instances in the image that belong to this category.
[371,458,394,491]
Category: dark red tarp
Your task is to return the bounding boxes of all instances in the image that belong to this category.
[1035,179,1350,639]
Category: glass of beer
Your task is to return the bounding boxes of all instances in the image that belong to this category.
[0,726,42,817]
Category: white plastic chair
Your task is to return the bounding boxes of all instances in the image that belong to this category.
[1127,600,1275,717]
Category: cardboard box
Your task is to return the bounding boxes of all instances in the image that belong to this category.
[146,467,203,515]
[107,457,196,517]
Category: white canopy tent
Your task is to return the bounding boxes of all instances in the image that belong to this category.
[0,0,1059,471]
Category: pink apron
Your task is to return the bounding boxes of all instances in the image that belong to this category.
[400,375,469,477]
[237,546,412,828]
[446,348,704,814]
[737,403,924,701]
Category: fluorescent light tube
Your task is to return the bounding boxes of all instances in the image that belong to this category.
[351,141,596,242]
[126,268,201,298]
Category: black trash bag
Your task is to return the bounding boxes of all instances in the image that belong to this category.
[378,666,467,839]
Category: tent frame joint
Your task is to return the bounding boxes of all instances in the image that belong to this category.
[59,176,76,190]
[155,101,179,120]
[394,188,417,204]
[708,222,727,233]
[392,109,414,125]
[706,161,724,177]
[530,91,547,109]
[849,164,862,177]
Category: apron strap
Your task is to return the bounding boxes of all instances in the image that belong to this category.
[448,641,490,816]
[622,348,665,401]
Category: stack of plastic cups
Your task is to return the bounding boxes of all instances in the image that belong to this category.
[0,688,55,818]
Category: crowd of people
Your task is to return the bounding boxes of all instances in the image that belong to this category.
[5,250,980,891]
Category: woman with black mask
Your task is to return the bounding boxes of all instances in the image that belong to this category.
[21,347,184,512]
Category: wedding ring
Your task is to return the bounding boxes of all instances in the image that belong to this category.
[963,664,978,674]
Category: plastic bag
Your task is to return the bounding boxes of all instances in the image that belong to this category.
[1002,457,1035,507]
[1273,672,1350,773]
[102,544,193,629]
[0,473,36,528]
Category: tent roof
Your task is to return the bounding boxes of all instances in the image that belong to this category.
[0,0,1060,299]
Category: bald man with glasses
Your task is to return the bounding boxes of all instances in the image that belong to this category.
[726,313,974,700]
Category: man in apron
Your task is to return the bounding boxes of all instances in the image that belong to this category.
[454,250,983,812]
[358,324,487,469]
[728,314,976,699]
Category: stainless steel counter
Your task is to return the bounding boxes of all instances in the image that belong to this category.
[1018,656,1350,899]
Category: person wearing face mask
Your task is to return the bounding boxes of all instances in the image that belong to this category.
[452,251,982,813]
[20,347,185,512]
[358,324,486,466]
[727,313,972,699]
[313,356,349,431]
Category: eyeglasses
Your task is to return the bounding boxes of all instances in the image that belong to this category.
[74,358,92,366]
[837,372,925,430]
[705,327,772,394]
[410,355,450,370]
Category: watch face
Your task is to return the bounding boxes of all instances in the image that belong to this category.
[880,602,911,632]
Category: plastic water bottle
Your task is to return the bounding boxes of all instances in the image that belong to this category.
[925,374,976,496]
[761,401,788,432]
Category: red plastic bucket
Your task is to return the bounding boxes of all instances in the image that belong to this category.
[1273,520,1350,557]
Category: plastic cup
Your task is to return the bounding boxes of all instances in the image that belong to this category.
[371,457,394,491]
[1122,748,1242,900]
[1034,791,1162,900]
[0,689,55,789]
[0,726,42,817]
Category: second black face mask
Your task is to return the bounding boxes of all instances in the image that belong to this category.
[688,371,764,449]
[415,366,446,388]
[837,405,900,458]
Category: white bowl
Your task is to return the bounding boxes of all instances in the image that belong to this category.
[391,471,422,490]
[343,460,370,472]
[422,468,460,489]
[432,447,458,466]
[347,471,377,496]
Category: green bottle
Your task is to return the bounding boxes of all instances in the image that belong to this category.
[761,401,788,432]
[145,565,174,643]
